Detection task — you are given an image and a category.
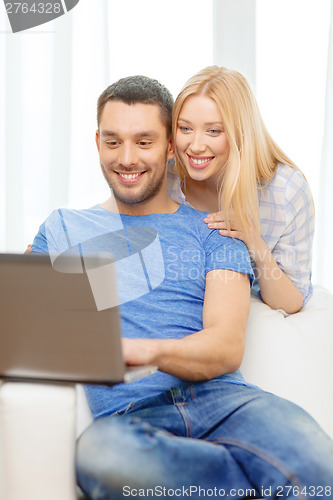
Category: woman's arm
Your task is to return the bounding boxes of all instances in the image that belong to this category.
[248,236,304,314]
[204,211,308,314]
[204,169,314,314]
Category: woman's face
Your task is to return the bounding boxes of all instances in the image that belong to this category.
[175,94,230,182]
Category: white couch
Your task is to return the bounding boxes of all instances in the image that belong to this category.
[1,286,332,500]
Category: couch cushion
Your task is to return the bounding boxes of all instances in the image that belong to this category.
[241,286,333,439]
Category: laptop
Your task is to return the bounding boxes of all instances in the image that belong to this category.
[0,253,157,385]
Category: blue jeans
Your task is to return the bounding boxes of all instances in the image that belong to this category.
[76,380,333,499]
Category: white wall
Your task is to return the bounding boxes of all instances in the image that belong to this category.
[213,0,256,89]
[107,0,213,99]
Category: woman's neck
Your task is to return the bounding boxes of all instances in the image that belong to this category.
[183,177,220,213]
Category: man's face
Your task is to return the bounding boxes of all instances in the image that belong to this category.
[96,101,174,210]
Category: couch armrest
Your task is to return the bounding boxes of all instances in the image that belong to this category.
[241,286,333,439]
[0,381,77,500]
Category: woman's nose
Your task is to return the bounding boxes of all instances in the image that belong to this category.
[189,133,206,154]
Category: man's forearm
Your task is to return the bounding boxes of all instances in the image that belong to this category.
[122,320,247,382]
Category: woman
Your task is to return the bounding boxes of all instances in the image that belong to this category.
[168,66,314,314]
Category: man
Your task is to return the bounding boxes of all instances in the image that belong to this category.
[31,76,333,499]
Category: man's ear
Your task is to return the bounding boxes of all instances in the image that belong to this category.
[167,137,175,161]
[95,129,100,152]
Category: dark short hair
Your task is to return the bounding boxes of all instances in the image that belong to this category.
[97,75,174,137]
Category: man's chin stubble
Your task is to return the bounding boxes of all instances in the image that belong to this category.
[100,167,165,206]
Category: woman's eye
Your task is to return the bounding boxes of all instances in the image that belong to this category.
[179,126,191,133]
[208,129,222,135]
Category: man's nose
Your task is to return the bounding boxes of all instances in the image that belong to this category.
[118,144,138,168]
[189,132,206,154]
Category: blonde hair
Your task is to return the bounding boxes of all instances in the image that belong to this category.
[173,66,298,236]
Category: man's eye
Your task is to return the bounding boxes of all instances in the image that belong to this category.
[138,141,151,147]
[106,141,119,147]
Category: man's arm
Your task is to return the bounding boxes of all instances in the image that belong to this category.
[122,269,251,381]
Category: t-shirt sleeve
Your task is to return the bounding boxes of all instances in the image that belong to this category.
[202,225,255,286]
[31,222,50,254]
[271,171,315,305]
[30,210,64,256]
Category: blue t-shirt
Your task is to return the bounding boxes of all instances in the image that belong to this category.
[32,203,254,418]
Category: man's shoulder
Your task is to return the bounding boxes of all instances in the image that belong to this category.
[44,205,118,226]
[175,205,254,281]
[32,205,125,255]
[174,204,246,252]
[170,203,211,238]
[176,203,209,220]
[44,204,99,218]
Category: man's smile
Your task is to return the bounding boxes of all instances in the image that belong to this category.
[115,171,147,184]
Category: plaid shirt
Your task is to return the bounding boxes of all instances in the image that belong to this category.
[167,161,314,305]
